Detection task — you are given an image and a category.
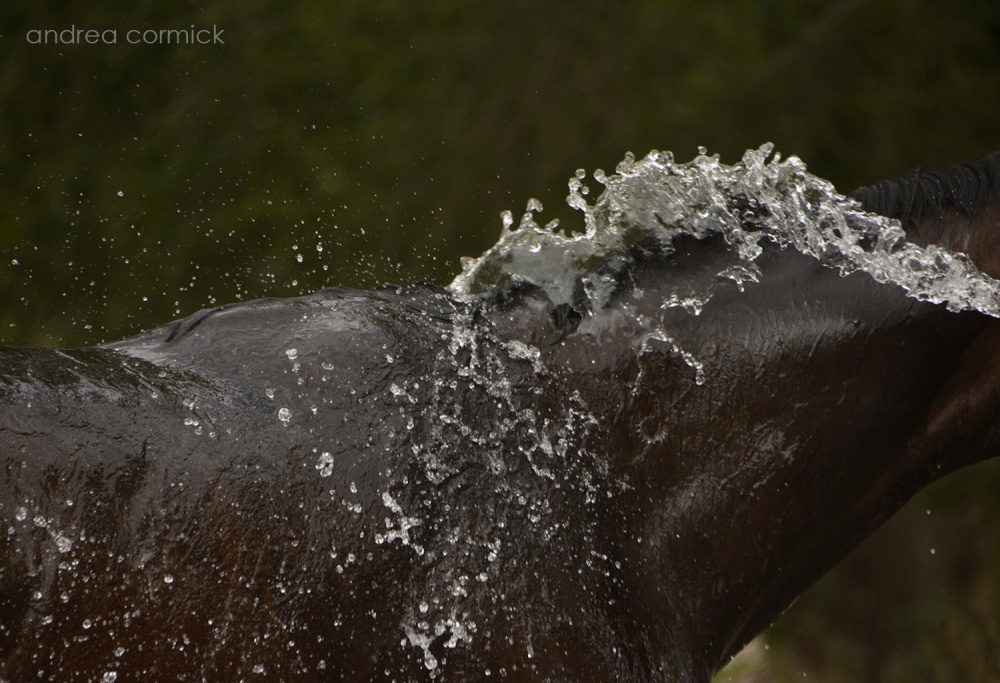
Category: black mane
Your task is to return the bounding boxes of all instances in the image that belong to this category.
[849,152,1000,228]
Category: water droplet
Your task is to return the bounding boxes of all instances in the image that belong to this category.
[54,533,73,554]
[316,452,334,477]
[14,507,27,522]
[278,407,292,423]
[285,348,299,360]
[163,574,174,584]
[101,672,118,683]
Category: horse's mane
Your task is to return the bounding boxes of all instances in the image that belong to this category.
[848,152,1000,228]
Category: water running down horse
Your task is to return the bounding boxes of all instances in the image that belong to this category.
[1,146,999,682]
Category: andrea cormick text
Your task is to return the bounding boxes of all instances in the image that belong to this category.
[26,25,225,46]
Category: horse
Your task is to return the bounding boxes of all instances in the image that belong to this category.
[1,147,998,682]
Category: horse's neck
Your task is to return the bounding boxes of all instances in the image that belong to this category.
[907,203,1000,279]
[514,241,998,676]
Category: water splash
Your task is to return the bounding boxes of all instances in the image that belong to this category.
[450,144,1000,317]
[383,299,609,671]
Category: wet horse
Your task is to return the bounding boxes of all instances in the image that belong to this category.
[1,150,999,682]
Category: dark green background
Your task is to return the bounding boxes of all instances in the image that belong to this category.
[2,1,999,680]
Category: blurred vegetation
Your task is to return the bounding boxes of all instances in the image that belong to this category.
[2,1,1000,680]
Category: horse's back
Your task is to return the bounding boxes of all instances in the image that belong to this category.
[0,287,458,680]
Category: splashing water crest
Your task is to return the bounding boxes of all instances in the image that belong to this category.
[366,147,1000,670]
[450,144,1000,317]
